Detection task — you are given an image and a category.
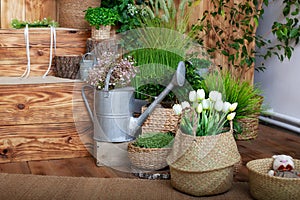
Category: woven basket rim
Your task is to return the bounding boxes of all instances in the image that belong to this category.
[247,158,300,182]
[128,141,172,151]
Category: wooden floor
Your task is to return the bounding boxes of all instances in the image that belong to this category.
[0,123,299,182]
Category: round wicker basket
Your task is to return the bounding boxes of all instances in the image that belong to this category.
[235,115,259,140]
[170,166,234,196]
[167,129,241,196]
[91,26,111,40]
[247,158,300,200]
[127,106,179,171]
[127,142,171,171]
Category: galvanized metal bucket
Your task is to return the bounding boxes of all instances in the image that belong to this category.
[79,52,97,81]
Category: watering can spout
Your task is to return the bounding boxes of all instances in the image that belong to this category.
[133,61,186,129]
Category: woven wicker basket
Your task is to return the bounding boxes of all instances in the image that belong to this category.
[127,106,179,171]
[247,158,300,200]
[235,95,263,140]
[167,128,241,196]
[127,142,172,170]
[91,26,111,40]
[235,115,259,140]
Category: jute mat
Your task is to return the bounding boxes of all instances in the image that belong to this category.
[0,173,253,200]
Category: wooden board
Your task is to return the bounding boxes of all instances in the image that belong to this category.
[0,0,57,28]
[0,77,93,163]
[0,79,88,125]
[0,28,90,77]
[0,122,92,163]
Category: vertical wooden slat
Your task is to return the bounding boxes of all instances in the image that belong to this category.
[25,0,57,22]
[1,0,25,28]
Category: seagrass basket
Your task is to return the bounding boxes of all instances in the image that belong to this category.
[235,115,259,140]
[167,128,241,196]
[127,106,179,171]
[91,26,111,40]
[127,142,172,170]
[247,158,300,200]
[235,95,263,140]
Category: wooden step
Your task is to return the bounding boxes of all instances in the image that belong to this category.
[0,76,93,163]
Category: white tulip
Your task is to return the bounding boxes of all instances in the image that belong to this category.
[189,90,197,102]
[227,112,236,120]
[202,99,210,110]
[196,89,205,101]
[181,101,190,109]
[229,102,238,112]
[214,100,224,112]
[209,91,222,102]
[196,103,203,113]
[222,102,231,113]
[172,104,182,115]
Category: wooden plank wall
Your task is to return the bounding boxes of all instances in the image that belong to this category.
[0,0,57,29]
[0,79,93,163]
[0,28,90,77]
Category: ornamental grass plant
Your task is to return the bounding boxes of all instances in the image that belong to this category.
[200,70,263,134]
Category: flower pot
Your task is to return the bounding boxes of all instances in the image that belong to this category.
[91,25,111,40]
[167,128,241,196]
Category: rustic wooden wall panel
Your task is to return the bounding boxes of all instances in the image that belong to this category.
[0,79,93,163]
[1,0,25,28]
[0,64,55,77]
[0,28,89,77]
[0,0,57,28]
[0,122,92,163]
[0,81,89,126]
[25,0,56,22]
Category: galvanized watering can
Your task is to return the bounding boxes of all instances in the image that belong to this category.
[81,61,186,143]
[79,52,97,81]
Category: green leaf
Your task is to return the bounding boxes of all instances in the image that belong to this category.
[221,50,229,56]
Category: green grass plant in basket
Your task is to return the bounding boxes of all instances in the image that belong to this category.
[133,132,174,148]
[128,132,175,171]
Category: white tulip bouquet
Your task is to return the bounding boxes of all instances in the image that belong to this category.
[173,89,237,136]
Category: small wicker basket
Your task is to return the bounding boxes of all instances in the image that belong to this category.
[127,142,172,170]
[91,26,111,40]
[247,158,300,200]
[235,115,259,140]
[127,106,179,171]
[235,95,263,140]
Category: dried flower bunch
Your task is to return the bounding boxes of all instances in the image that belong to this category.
[173,89,237,136]
[88,52,138,89]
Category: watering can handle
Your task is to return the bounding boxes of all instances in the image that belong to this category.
[104,66,116,92]
[81,52,97,65]
[81,84,95,123]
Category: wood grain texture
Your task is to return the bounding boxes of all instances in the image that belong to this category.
[25,0,57,22]
[0,29,89,77]
[0,81,89,125]
[0,122,93,163]
[0,28,90,48]
[0,64,55,77]
[1,0,57,28]
[1,0,25,28]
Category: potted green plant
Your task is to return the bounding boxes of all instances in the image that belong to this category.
[127,132,175,171]
[84,7,119,39]
[200,70,263,140]
[124,0,211,107]
[167,89,241,196]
